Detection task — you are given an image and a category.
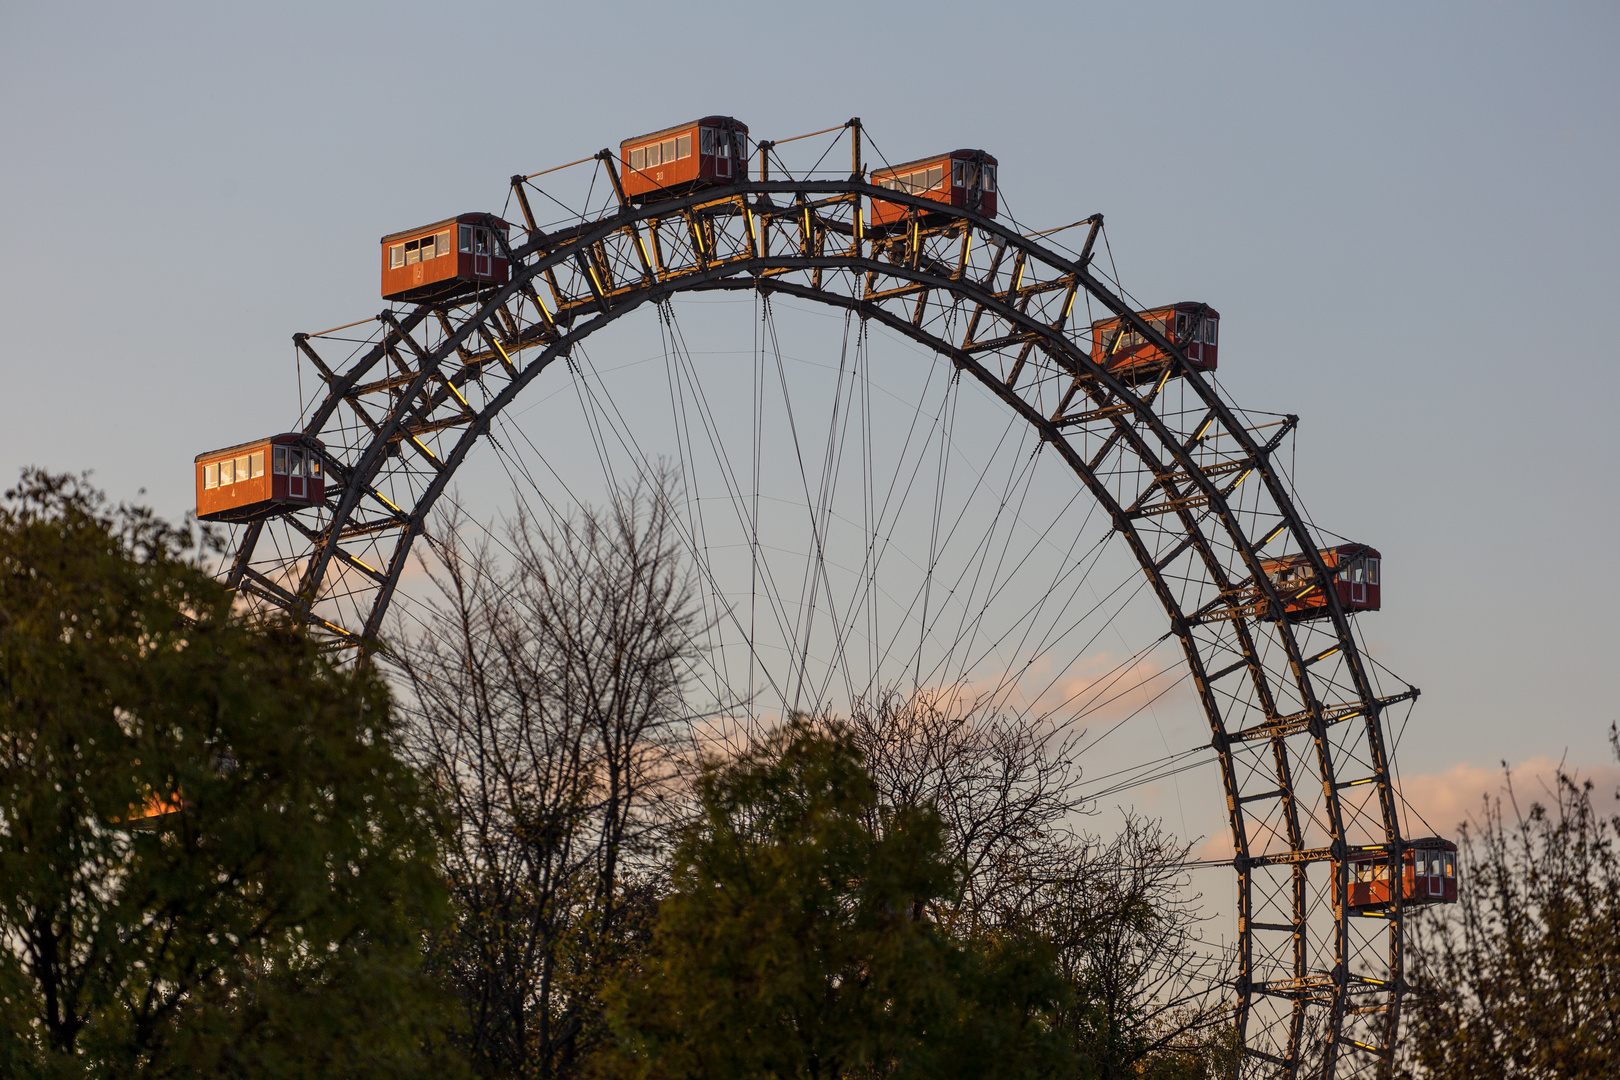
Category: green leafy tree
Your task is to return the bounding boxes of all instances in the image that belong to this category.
[0,471,461,1079]
[1399,734,1620,1080]
[595,719,1070,1080]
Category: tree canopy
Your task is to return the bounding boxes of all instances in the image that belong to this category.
[0,471,458,1079]
[596,719,1070,1080]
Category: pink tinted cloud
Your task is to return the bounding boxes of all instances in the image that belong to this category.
[1197,753,1620,862]
[1395,754,1620,838]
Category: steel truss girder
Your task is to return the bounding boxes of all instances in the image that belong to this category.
[225,176,1413,1078]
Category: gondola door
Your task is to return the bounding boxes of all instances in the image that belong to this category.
[1350,558,1367,604]
[715,131,732,180]
[1178,311,1202,366]
[473,227,492,277]
[287,447,306,499]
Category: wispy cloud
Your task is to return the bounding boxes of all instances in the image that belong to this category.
[1196,752,1620,862]
[1396,754,1620,837]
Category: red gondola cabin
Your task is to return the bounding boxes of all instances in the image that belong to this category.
[196,434,326,523]
[1089,303,1218,383]
[870,150,998,230]
[619,117,748,203]
[1338,838,1458,912]
[381,213,511,303]
[1260,543,1381,621]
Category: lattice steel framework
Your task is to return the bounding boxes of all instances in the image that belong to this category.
[219,130,1419,1077]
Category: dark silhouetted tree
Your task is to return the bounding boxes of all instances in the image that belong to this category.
[397,472,698,1079]
[0,470,458,1080]
[839,694,1232,1078]
[1399,733,1620,1080]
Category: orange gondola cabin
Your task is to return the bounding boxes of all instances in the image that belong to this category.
[117,789,188,830]
[1260,543,1381,620]
[870,150,998,230]
[1089,303,1218,384]
[619,116,748,203]
[196,434,325,523]
[381,213,511,303]
[1338,837,1458,912]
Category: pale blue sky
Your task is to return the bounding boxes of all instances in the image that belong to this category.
[3,2,1617,792]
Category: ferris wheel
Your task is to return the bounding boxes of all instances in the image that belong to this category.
[194,117,1446,1078]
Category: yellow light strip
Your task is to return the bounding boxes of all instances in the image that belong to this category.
[343,552,380,576]
[1194,416,1216,441]
[531,289,554,326]
[490,335,516,368]
[370,489,403,515]
[410,435,439,463]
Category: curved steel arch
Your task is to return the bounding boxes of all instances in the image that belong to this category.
[225,172,1416,1077]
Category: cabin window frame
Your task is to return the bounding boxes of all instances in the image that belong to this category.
[980,163,996,191]
[459,225,473,254]
[1204,318,1218,345]
[389,244,405,269]
[273,445,288,475]
[630,132,697,175]
[204,462,219,489]
[248,451,264,479]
